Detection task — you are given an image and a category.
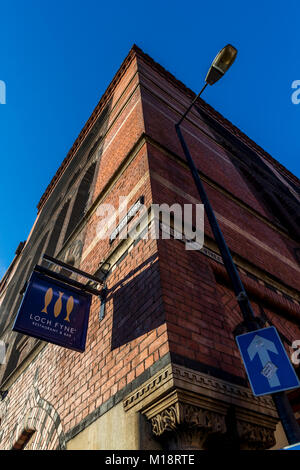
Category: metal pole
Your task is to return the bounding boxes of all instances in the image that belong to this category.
[175,93,300,445]
[272,392,300,444]
[177,83,208,127]
[175,123,257,330]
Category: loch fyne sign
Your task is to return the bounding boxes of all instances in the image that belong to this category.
[13,271,91,352]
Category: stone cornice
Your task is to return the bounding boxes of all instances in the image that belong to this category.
[171,364,277,417]
[123,363,277,419]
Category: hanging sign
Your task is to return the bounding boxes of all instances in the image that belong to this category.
[12,270,92,352]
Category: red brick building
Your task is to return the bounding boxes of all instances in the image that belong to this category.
[0,45,300,450]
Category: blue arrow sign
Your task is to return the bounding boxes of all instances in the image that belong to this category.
[247,334,280,388]
[282,442,300,450]
[236,326,300,396]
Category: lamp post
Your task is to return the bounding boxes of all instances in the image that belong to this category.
[175,44,300,446]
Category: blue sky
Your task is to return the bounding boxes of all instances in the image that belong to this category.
[0,0,299,276]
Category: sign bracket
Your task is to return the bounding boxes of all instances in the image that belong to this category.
[34,264,104,298]
[42,254,107,284]
[42,254,110,320]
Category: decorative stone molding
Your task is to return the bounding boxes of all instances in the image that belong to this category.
[124,364,277,417]
[234,406,278,450]
[151,403,178,436]
[123,365,173,412]
[141,389,227,450]
[171,365,277,418]
[123,363,280,449]
[236,420,276,450]
[151,402,227,437]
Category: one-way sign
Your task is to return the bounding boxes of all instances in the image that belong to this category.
[236,326,300,397]
[283,442,300,450]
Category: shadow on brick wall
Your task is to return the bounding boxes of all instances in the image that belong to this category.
[194,105,300,261]
[109,254,165,350]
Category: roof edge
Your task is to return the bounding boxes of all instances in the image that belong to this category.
[37,44,141,212]
[133,45,299,187]
[37,44,299,212]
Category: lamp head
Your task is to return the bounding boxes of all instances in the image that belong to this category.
[205,44,237,85]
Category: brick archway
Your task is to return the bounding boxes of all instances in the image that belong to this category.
[6,372,66,450]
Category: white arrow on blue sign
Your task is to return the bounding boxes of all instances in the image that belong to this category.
[282,442,300,450]
[236,326,300,397]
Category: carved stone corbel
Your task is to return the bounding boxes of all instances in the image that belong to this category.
[142,389,228,450]
[123,363,280,450]
[235,408,278,450]
[236,420,276,450]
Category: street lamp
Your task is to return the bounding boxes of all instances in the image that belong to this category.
[175,44,300,446]
[205,44,237,85]
[177,44,237,126]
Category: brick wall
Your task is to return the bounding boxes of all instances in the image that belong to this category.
[0,45,299,449]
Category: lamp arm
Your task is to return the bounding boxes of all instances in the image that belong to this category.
[177,82,208,127]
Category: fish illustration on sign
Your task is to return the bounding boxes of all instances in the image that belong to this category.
[64,296,74,322]
[54,292,64,318]
[41,288,53,314]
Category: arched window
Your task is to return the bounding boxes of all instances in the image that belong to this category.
[63,162,96,242]
[0,282,16,332]
[9,233,49,323]
[0,258,32,334]
[5,264,30,323]
[48,198,62,220]
[12,428,35,450]
[44,201,70,257]
[66,169,81,193]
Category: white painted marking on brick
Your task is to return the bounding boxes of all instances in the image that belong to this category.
[101,96,141,155]
[81,173,148,261]
[152,172,300,274]
[143,97,232,165]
